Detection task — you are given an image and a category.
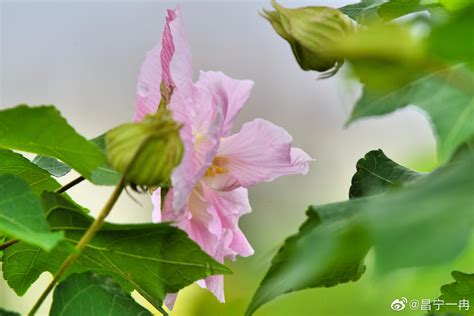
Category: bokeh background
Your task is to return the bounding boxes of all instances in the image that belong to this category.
[1,0,472,315]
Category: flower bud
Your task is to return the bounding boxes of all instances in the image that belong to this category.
[262,0,356,77]
[106,111,183,186]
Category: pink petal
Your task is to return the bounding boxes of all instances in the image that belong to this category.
[160,9,176,92]
[168,99,198,213]
[134,6,193,121]
[151,188,162,223]
[163,184,222,256]
[197,71,254,137]
[190,85,225,177]
[196,229,232,303]
[205,118,313,191]
[168,6,194,100]
[134,6,198,213]
[134,33,163,122]
[162,184,253,303]
[164,293,178,311]
[168,86,225,214]
[198,275,225,303]
[203,186,254,258]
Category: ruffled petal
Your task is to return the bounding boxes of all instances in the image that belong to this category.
[134,7,196,211]
[161,7,193,99]
[160,6,198,213]
[162,184,252,303]
[134,6,193,121]
[163,184,222,256]
[204,118,313,191]
[203,186,254,259]
[197,71,254,137]
[168,85,225,214]
[196,229,232,303]
[160,9,176,92]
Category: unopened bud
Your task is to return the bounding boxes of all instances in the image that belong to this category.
[106,111,183,186]
[262,0,356,77]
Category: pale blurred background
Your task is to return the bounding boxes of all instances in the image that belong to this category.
[1,1,471,315]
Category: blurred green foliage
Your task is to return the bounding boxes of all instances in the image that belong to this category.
[250,0,474,314]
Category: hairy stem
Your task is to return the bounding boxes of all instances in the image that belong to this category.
[0,239,19,250]
[55,176,86,194]
[28,176,126,315]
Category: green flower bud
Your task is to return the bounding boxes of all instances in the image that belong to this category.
[262,0,356,77]
[106,111,183,187]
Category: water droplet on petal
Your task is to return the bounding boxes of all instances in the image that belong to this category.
[137,82,149,97]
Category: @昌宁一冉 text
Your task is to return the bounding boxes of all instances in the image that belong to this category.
[390,297,470,312]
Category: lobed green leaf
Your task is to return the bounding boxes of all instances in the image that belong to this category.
[0,174,63,251]
[0,105,106,181]
[2,192,230,311]
[431,271,474,316]
[0,149,61,195]
[349,149,422,198]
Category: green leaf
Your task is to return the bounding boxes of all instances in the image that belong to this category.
[0,308,21,316]
[339,0,441,24]
[377,0,422,21]
[0,174,63,250]
[245,201,371,316]
[0,105,106,180]
[0,149,87,212]
[339,0,384,23]
[429,4,474,64]
[246,149,422,315]
[2,192,230,310]
[33,134,121,186]
[349,149,422,198]
[451,137,474,162]
[440,0,472,11]
[363,152,474,271]
[50,272,152,316]
[431,271,474,316]
[0,149,61,195]
[89,134,121,185]
[32,155,71,177]
[349,67,474,161]
[246,149,420,315]
[247,150,474,315]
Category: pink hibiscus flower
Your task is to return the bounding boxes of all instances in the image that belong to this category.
[134,6,312,308]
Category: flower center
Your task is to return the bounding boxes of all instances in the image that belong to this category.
[205,157,228,177]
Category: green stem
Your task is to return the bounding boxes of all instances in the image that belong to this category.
[28,176,126,316]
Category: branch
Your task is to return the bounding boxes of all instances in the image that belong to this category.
[0,239,19,251]
[55,176,85,194]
